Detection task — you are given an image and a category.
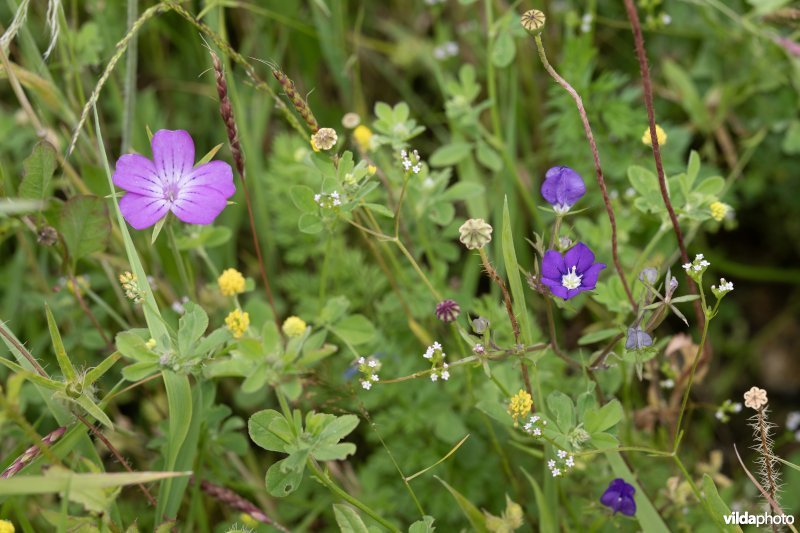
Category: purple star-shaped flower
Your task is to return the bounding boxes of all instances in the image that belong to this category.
[541,166,586,213]
[540,242,606,300]
[112,130,235,230]
[600,478,636,516]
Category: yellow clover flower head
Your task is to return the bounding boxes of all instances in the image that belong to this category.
[0,520,14,533]
[353,125,373,152]
[642,124,667,147]
[709,201,730,222]
[225,309,250,339]
[282,316,308,337]
[507,389,533,427]
[218,268,246,296]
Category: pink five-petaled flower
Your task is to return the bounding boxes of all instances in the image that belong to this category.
[112,130,235,230]
[540,242,606,300]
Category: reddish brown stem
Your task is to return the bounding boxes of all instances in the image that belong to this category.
[532,35,636,311]
[210,51,281,330]
[198,478,290,532]
[76,414,157,507]
[621,0,707,360]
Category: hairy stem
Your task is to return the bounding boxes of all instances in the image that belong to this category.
[532,34,636,311]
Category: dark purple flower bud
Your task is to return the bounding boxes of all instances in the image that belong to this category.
[625,327,653,350]
[600,478,636,516]
[539,242,606,300]
[435,299,460,323]
[541,166,586,213]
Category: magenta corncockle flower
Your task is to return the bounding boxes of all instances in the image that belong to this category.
[541,166,586,213]
[112,129,235,230]
[600,478,636,516]
[540,242,606,300]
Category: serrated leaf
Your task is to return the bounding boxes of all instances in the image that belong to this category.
[59,195,110,268]
[20,141,57,202]
[409,516,436,533]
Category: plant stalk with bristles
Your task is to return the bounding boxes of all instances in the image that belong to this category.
[210,50,280,329]
[750,406,781,508]
[272,69,319,133]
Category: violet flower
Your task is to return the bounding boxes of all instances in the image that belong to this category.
[540,242,606,300]
[541,166,586,213]
[600,478,636,516]
[112,129,235,230]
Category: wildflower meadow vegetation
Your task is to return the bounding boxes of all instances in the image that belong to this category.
[1,1,800,531]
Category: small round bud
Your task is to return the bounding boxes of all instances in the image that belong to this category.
[639,267,658,285]
[435,299,461,323]
[458,218,493,250]
[521,10,546,34]
[37,225,58,246]
[472,316,490,334]
[341,112,360,129]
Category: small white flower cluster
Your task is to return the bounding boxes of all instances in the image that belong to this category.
[423,341,449,382]
[661,13,672,25]
[401,149,423,174]
[522,414,547,438]
[660,378,675,389]
[473,343,485,355]
[430,362,450,382]
[171,295,190,314]
[433,41,459,60]
[314,190,343,208]
[712,278,734,293]
[355,356,381,391]
[580,13,593,33]
[682,253,710,273]
[715,399,742,423]
[548,449,576,477]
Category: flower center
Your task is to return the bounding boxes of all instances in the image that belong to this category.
[561,266,583,290]
[163,183,180,204]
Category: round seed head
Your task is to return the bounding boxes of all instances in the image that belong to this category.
[458,218,493,250]
[521,10,546,34]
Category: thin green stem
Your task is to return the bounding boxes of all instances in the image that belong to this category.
[395,240,442,301]
[671,296,716,451]
[308,460,399,531]
[166,222,194,300]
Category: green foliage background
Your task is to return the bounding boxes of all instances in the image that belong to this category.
[0,0,799,531]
